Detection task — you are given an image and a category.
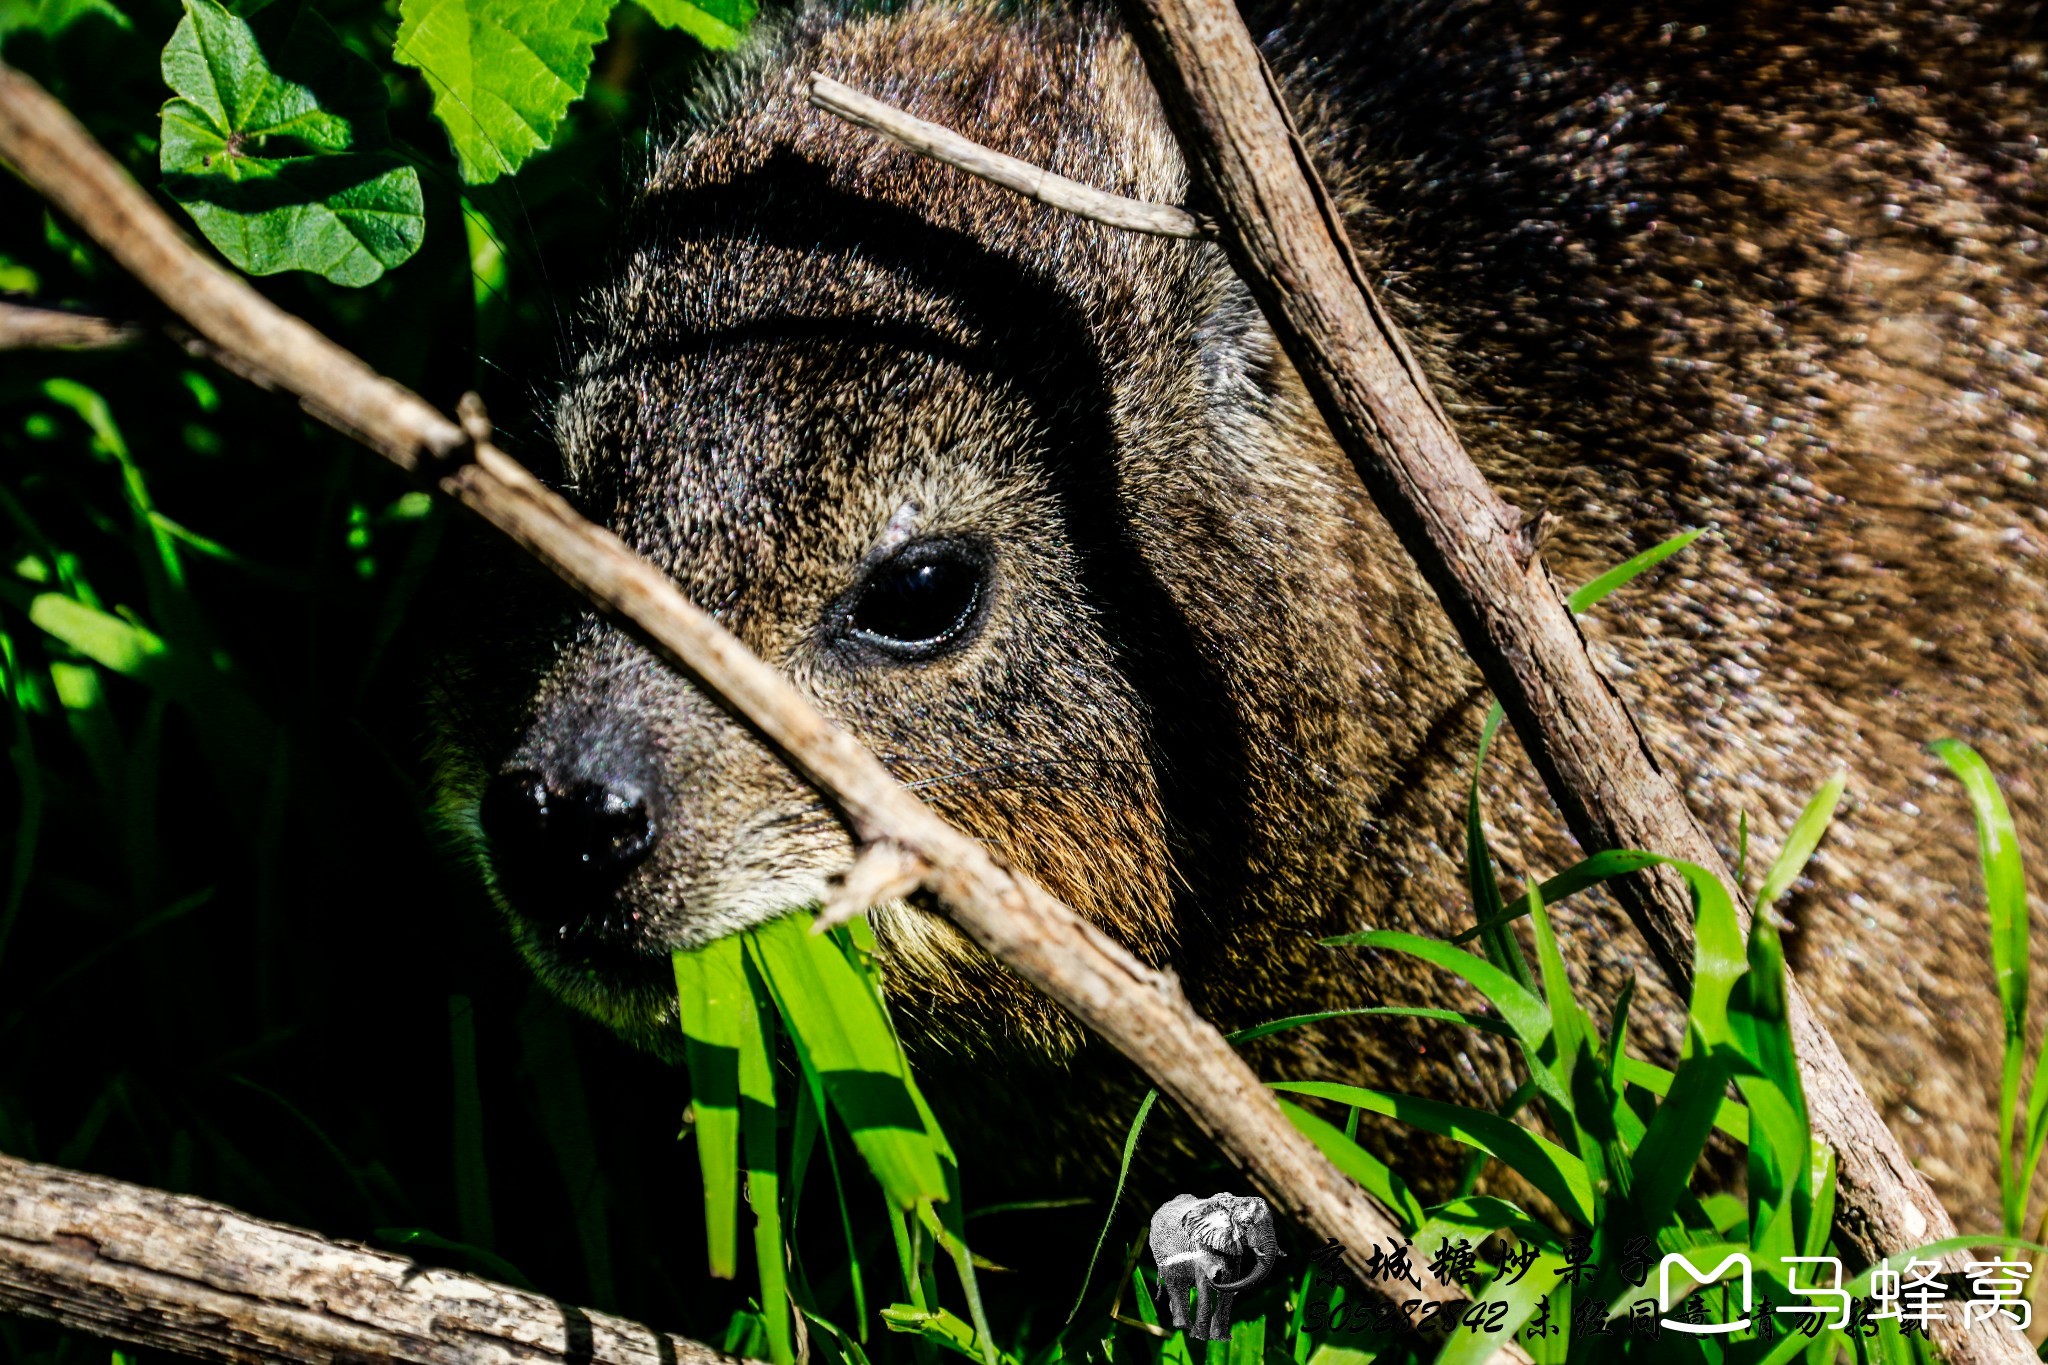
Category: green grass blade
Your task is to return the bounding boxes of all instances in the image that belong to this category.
[1565,527,1706,613]
[1728,901,1809,1263]
[1273,1098,1425,1230]
[1226,1006,1516,1044]
[1325,925,1579,1117]
[1803,1145,1837,1260]
[674,937,746,1278]
[1524,878,1594,1161]
[1624,1037,1733,1237]
[801,1067,870,1336]
[747,914,948,1209]
[1467,700,1534,988]
[1273,1080,1593,1226]
[513,1000,615,1306]
[737,951,793,1365]
[1604,973,1635,1103]
[1416,1193,1558,1249]
[1618,1057,1749,1145]
[1436,1249,1567,1365]
[1735,810,1749,893]
[919,1196,999,1365]
[882,1307,993,1363]
[1755,772,1846,914]
[1066,1089,1158,1327]
[1449,849,1669,945]
[1932,738,2035,1236]
[1319,929,1552,1052]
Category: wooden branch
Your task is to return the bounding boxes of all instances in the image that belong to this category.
[0,1153,740,1365]
[806,74,1213,239]
[1094,3,2016,1362]
[0,61,1496,1354]
[0,300,139,350]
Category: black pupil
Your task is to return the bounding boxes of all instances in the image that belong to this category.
[853,547,981,649]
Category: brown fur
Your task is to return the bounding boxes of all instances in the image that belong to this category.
[432,1,2048,1232]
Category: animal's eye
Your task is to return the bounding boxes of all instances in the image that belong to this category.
[846,538,989,658]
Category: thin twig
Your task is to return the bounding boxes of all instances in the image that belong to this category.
[1097,3,2014,1361]
[0,1153,741,1365]
[807,74,1213,239]
[0,300,139,350]
[817,839,930,933]
[0,57,1477,1350]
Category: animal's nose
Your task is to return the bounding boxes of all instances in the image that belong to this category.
[479,768,658,900]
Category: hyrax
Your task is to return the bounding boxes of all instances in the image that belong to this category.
[432,0,2048,1232]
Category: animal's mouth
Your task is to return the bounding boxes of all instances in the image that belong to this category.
[511,912,685,1050]
[535,927,675,992]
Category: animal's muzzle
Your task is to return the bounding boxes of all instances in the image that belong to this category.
[479,766,659,944]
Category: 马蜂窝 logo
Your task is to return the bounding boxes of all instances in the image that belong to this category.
[1660,1252,2031,1336]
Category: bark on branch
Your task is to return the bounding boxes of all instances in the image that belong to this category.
[0,57,1486,1358]
[0,1153,739,1365]
[0,299,139,350]
[1094,3,2014,1362]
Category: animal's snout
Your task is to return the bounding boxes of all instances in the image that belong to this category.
[480,763,658,943]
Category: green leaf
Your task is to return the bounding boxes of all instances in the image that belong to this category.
[1931,738,2040,1239]
[1754,771,1846,915]
[1564,527,1706,614]
[26,593,165,678]
[1274,1096,1425,1231]
[393,0,614,184]
[1065,1088,1157,1326]
[1624,1036,1732,1236]
[159,0,423,285]
[1449,848,1668,946]
[1319,929,1552,1053]
[1226,1005,1515,1045]
[736,951,794,1365]
[744,914,948,1210]
[1729,893,1810,1262]
[880,1306,993,1364]
[1618,1056,1748,1145]
[1324,925,1584,1122]
[635,0,755,50]
[1466,701,1533,989]
[0,0,129,45]
[1272,1079,1593,1226]
[674,936,746,1279]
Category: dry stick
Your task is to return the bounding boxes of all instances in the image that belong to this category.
[1090,2,2014,1360]
[807,74,1213,240]
[0,1153,740,1365]
[0,61,1498,1356]
[0,299,139,350]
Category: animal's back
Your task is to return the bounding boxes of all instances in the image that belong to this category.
[444,0,2048,1238]
[1260,0,2048,1221]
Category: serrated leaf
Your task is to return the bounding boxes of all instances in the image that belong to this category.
[158,0,423,286]
[636,0,755,50]
[393,0,613,185]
